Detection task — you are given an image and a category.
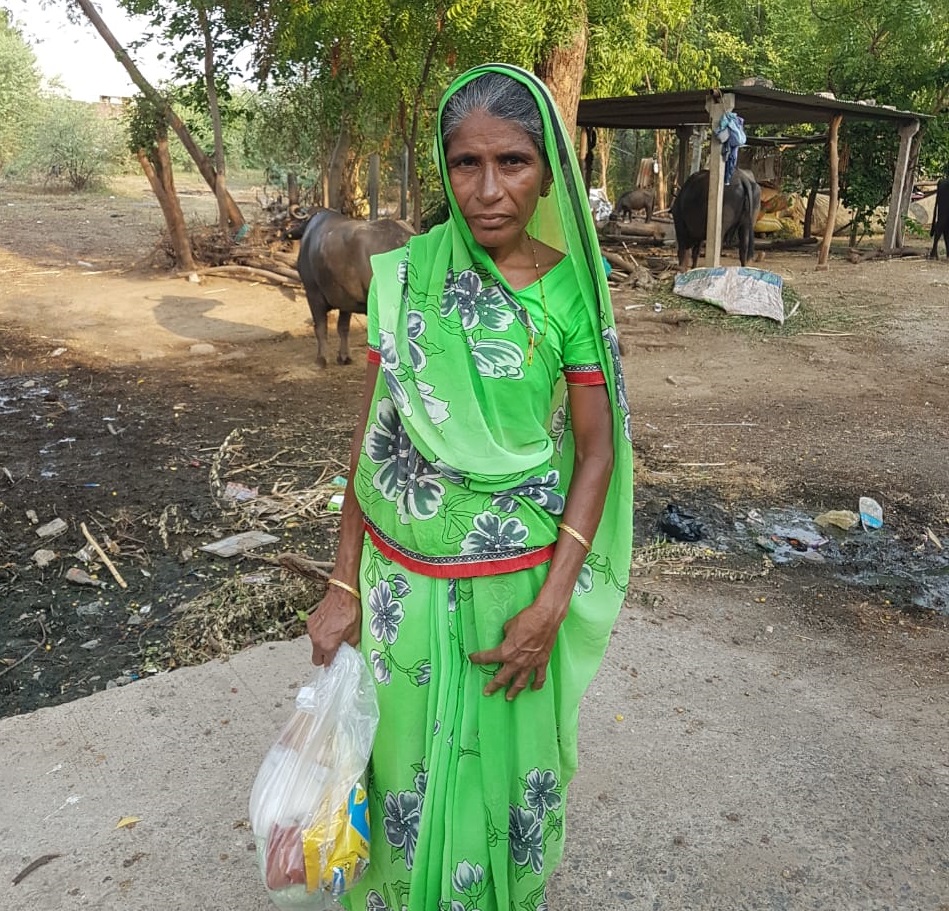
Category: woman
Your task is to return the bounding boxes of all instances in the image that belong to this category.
[307,63,633,911]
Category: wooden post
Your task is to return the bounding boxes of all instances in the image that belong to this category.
[817,114,843,270]
[690,126,706,175]
[368,153,380,221]
[675,127,690,195]
[704,92,733,268]
[882,120,921,252]
[583,128,596,192]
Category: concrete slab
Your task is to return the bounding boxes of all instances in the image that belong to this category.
[2,593,947,911]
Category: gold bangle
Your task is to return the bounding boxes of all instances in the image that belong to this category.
[558,522,592,554]
[326,578,361,601]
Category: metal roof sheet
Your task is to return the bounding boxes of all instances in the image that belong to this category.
[576,85,925,130]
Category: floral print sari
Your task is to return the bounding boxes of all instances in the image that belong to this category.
[341,64,633,911]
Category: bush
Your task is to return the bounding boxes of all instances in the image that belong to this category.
[11,96,129,190]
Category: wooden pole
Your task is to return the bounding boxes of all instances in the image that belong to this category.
[690,126,706,175]
[675,127,690,195]
[704,91,733,268]
[882,120,921,252]
[368,153,380,221]
[817,114,843,270]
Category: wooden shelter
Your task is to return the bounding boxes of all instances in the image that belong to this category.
[577,85,926,268]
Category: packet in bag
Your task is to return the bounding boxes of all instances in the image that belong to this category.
[249,643,379,909]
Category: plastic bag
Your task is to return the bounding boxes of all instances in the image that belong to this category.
[249,643,379,909]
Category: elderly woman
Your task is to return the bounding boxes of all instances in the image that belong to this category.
[307,63,633,911]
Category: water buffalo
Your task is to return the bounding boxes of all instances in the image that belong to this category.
[929,177,949,259]
[297,210,412,367]
[613,187,655,222]
[670,169,761,271]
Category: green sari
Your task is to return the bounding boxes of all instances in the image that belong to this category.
[342,64,633,911]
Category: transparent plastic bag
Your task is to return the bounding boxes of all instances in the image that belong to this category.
[249,643,379,909]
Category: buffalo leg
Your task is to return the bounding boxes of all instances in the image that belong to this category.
[305,289,329,368]
[336,311,353,365]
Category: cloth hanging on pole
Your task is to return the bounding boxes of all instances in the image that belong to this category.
[715,111,746,184]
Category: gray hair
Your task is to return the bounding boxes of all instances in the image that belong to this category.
[441,72,546,158]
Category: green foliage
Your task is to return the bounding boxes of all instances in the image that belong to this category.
[0,9,41,171]
[11,96,129,189]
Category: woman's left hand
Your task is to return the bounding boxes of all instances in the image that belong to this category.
[469,600,566,700]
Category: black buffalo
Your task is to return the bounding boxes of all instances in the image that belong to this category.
[930,177,949,260]
[670,169,761,271]
[613,187,655,222]
[297,210,413,367]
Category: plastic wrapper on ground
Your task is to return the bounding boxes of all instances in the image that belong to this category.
[249,643,379,909]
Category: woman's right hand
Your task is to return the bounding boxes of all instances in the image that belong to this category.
[306,587,361,666]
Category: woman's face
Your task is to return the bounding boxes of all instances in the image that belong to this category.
[444,109,549,261]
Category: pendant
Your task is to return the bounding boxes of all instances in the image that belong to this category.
[527,332,535,366]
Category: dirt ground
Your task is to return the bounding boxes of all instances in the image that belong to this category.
[1,177,948,729]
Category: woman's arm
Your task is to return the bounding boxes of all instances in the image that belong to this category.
[469,382,615,698]
[306,362,380,666]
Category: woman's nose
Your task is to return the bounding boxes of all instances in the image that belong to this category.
[477,164,503,203]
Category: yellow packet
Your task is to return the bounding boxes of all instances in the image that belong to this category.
[302,782,370,896]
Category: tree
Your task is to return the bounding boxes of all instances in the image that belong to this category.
[127,94,198,271]
[69,0,246,228]
[0,9,41,171]
[120,0,258,228]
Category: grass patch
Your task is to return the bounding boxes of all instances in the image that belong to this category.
[651,279,885,338]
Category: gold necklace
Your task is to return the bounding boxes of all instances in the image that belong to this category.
[526,235,549,366]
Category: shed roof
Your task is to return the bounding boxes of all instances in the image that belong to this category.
[576,85,925,130]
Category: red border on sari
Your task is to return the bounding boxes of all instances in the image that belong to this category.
[365,522,555,579]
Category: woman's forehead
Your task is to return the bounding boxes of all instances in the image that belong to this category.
[444,110,539,150]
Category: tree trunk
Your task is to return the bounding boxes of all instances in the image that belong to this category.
[598,129,613,195]
[817,114,843,269]
[135,137,196,273]
[654,130,670,210]
[328,122,352,212]
[197,5,229,231]
[74,0,244,230]
[803,183,819,238]
[534,3,588,141]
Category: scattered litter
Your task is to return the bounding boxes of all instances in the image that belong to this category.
[814,509,860,531]
[858,496,884,531]
[65,567,105,588]
[925,528,943,551]
[656,504,705,542]
[115,816,142,830]
[653,301,663,313]
[199,530,280,558]
[36,518,68,539]
[223,481,259,503]
[50,347,67,357]
[79,638,100,650]
[31,549,57,568]
[76,601,104,617]
[2,466,13,484]
[26,509,39,524]
[326,492,345,512]
[77,260,94,268]
[673,267,786,323]
[331,476,348,488]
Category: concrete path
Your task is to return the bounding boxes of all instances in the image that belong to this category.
[2,589,947,911]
